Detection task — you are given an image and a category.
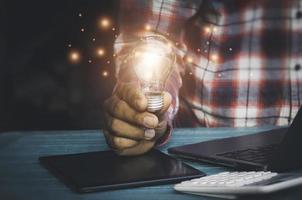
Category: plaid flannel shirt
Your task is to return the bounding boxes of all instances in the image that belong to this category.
[114,0,302,142]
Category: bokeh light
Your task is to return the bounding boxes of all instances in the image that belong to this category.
[186,56,193,63]
[211,54,219,62]
[102,70,109,77]
[97,48,105,57]
[99,17,111,30]
[204,26,211,34]
[144,24,152,31]
[69,51,80,63]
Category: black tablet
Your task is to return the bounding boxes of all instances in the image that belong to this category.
[39,149,204,193]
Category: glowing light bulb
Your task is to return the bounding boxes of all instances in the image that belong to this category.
[128,35,175,112]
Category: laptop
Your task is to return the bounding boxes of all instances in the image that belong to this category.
[168,107,302,172]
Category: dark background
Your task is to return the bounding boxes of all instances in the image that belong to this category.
[0,0,119,131]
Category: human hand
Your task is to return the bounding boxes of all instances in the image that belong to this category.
[103,82,172,156]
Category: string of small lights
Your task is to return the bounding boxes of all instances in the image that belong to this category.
[67,12,233,79]
[67,14,114,78]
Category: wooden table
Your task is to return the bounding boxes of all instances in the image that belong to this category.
[1,126,302,200]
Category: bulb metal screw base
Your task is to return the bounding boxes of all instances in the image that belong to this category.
[146,92,164,113]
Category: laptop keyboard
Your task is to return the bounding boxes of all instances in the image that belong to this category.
[216,144,279,164]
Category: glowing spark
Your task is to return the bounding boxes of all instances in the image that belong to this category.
[100,17,111,29]
[206,41,210,45]
[186,57,193,63]
[189,72,193,75]
[80,28,85,32]
[78,13,82,17]
[204,26,211,34]
[102,70,109,77]
[229,47,233,51]
[68,44,72,48]
[88,59,92,63]
[113,53,116,57]
[211,54,219,62]
[106,60,111,64]
[145,24,152,31]
[97,48,105,56]
[197,48,201,52]
[69,51,80,63]
[92,38,96,42]
[114,34,118,38]
[112,27,116,31]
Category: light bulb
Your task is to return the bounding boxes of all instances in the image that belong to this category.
[128,35,175,112]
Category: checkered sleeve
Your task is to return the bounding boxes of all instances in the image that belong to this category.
[114,0,202,145]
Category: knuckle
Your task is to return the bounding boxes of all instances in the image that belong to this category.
[110,118,118,131]
[113,137,122,147]
[115,99,125,112]
[132,113,142,124]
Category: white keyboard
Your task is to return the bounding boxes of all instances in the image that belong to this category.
[175,171,302,198]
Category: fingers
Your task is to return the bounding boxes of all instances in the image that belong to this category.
[116,140,155,156]
[104,113,155,140]
[105,95,159,129]
[103,130,138,150]
[116,83,148,111]
[103,129,155,155]
[158,91,172,117]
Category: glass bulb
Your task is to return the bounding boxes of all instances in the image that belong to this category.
[129,35,175,112]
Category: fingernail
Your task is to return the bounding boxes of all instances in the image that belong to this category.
[145,129,155,140]
[143,116,156,127]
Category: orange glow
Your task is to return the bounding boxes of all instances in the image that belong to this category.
[69,51,80,63]
[100,17,111,29]
[211,54,219,62]
[186,56,193,63]
[97,48,105,56]
[204,26,211,34]
[144,24,152,31]
[102,70,109,77]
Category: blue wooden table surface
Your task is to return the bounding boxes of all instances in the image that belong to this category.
[1,126,302,200]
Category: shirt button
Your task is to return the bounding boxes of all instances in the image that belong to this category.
[296,11,302,19]
[295,64,301,71]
